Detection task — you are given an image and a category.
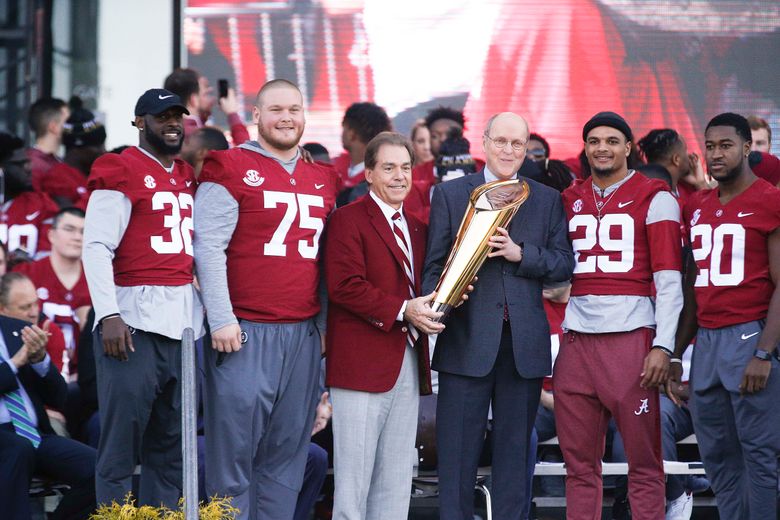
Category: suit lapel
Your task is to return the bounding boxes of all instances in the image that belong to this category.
[469,171,486,191]
[507,177,532,242]
[364,196,407,273]
[0,317,22,357]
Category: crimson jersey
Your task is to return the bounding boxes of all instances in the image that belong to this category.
[332,152,362,190]
[199,148,337,322]
[683,178,780,328]
[34,161,88,207]
[27,148,60,180]
[88,147,196,286]
[563,173,682,296]
[15,258,91,354]
[0,191,59,257]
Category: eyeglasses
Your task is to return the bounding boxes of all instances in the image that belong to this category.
[485,135,527,151]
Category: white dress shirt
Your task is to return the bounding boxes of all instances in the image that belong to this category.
[369,190,414,321]
[0,332,49,427]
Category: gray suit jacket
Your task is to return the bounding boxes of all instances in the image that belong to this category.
[422,172,574,378]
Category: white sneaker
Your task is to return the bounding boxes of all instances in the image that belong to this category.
[665,491,693,520]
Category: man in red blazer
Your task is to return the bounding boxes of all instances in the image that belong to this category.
[324,131,445,519]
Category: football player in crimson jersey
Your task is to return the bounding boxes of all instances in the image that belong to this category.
[669,113,780,520]
[82,89,202,508]
[15,208,90,379]
[556,112,683,520]
[0,132,60,259]
[332,102,392,205]
[194,79,337,519]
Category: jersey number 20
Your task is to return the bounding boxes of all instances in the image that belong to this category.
[690,223,745,287]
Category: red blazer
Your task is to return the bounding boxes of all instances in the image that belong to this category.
[324,194,432,395]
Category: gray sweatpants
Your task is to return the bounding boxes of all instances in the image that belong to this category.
[203,319,321,520]
[689,320,780,520]
[93,328,183,507]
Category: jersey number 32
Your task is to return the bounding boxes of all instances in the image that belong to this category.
[150,192,194,255]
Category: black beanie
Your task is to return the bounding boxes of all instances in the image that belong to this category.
[582,111,633,142]
[63,96,107,149]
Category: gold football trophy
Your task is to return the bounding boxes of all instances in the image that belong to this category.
[431,179,530,322]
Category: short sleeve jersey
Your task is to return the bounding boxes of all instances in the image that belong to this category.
[15,258,91,352]
[88,147,196,286]
[562,173,681,297]
[199,148,338,322]
[683,178,780,328]
[0,191,59,257]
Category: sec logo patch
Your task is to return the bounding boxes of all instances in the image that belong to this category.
[243,169,265,187]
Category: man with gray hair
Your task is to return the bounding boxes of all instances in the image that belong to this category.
[325,131,443,519]
[423,112,574,519]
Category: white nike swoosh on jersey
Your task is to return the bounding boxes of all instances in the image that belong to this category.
[185,181,192,187]
[158,94,174,100]
[737,212,754,217]
[741,331,759,340]
[25,211,41,221]
[315,184,325,190]
[617,201,634,208]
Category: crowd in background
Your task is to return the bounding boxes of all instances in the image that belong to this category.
[0,64,779,520]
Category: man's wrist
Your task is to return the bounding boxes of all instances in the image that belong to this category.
[100,313,121,324]
[753,349,774,362]
[28,350,46,364]
[652,345,674,357]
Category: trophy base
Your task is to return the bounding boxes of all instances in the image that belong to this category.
[430,302,454,324]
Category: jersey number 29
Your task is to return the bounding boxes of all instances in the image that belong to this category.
[569,214,635,273]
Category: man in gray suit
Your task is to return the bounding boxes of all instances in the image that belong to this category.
[423,112,574,520]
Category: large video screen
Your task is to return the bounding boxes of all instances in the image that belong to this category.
[184,0,780,160]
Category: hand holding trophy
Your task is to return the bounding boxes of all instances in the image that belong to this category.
[430,179,530,322]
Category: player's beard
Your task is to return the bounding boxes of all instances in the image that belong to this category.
[145,126,184,156]
[259,125,304,152]
[711,156,744,184]
[591,163,618,178]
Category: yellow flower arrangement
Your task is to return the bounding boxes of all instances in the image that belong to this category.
[90,493,239,520]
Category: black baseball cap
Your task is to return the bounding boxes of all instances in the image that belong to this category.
[134,88,189,117]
